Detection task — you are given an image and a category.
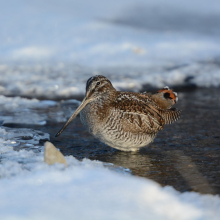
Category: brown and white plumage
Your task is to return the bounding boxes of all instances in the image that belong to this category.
[56,75,181,151]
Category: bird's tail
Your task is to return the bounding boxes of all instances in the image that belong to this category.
[160,108,181,124]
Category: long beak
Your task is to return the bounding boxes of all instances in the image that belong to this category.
[55,97,91,137]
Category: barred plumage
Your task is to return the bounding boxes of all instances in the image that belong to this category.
[56,75,181,151]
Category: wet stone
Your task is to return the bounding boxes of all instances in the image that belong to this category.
[21,136,33,140]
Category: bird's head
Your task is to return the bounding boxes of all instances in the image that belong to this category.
[85,75,116,101]
[152,86,178,109]
[55,75,115,137]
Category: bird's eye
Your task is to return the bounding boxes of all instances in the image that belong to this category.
[96,82,100,85]
[164,93,172,99]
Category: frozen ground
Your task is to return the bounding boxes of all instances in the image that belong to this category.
[0,126,220,220]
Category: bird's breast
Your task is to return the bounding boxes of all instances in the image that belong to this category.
[80,101,109,135]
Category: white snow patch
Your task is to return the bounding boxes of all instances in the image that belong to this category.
[0,61,219,99]
[12,47,54,59]
[0,126,219,220]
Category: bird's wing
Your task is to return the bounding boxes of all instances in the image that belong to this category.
[110,93,165,134]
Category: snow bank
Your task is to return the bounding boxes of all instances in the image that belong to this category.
[0,126,219,220]
[0,62,220,100]
[0,0,220,99]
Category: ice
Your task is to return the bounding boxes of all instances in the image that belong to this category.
[0,95,80,125]
[0,126,49,146]
[0,126,219,219]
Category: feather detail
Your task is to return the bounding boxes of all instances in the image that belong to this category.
[111,92,166,134]
[160,108,181,124]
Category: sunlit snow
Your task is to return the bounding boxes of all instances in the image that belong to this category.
[0,126,220,220]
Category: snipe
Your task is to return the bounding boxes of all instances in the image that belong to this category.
[55,75,180,151]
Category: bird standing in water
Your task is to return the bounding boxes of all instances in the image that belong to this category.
[55,75,180,151]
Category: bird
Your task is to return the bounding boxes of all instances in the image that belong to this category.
[55,75,180,151]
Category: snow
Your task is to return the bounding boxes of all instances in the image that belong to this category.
[0,0,220,99]
[0,126,220,220]
[1,61,220,100]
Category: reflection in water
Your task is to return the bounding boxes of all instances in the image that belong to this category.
[91,148,214,194]
[165,150,214,194]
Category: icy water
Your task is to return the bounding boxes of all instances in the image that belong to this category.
[4,87,220,195]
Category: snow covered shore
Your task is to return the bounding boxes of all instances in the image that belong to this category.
[0,127,220,220]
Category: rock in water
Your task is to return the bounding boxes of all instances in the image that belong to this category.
[44,141,67,166]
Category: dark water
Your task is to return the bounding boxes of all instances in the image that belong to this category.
[6,88,220,195]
